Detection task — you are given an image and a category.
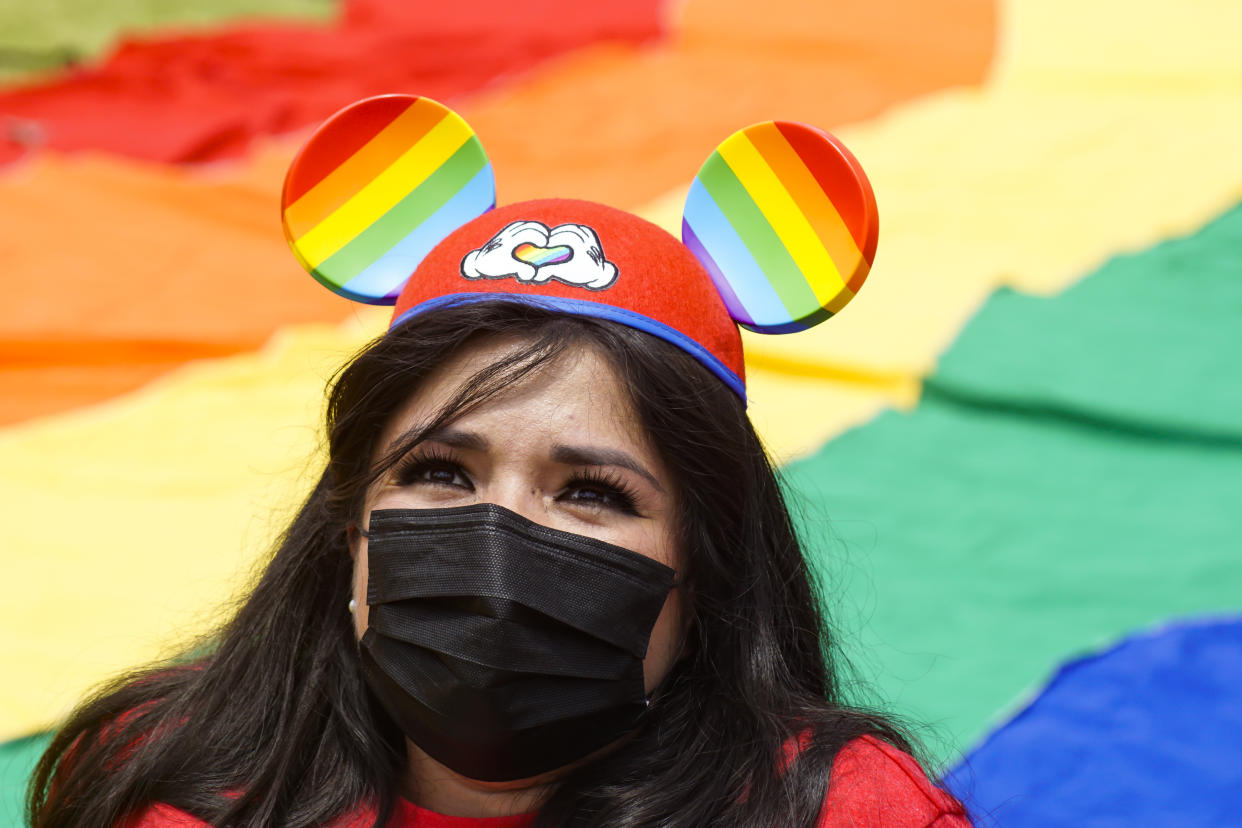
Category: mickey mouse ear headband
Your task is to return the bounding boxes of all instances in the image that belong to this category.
[282,94,878,401]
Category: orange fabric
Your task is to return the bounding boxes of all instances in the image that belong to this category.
[0,153,342,424]
[0,341,241,425]
[469,0,997,207]
[0,0,996,426]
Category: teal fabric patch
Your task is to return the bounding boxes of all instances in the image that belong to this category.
[0,732,50,825]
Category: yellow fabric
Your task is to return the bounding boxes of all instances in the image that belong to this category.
[641,0,1242,377]
[0,312,382,736]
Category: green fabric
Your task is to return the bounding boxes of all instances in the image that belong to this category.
[0,733,50,825]
[931,205,1242,442]
[0,0,335,81]
[786,201,1242,767]
[787,395,1242,767]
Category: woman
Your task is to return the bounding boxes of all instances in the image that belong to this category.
[28,98,972,827]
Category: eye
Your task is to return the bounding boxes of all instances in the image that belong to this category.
[392,449,472,490]
[559,468,639,515]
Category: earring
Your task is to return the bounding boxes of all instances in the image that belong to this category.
[348,598,357,614]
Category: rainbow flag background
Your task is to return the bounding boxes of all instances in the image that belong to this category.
[2,1,1240,824]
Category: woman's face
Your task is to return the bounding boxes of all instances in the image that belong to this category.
[349,336,685,695]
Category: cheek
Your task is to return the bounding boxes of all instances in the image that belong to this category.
[635,521,686,694]
[641,588,686,694]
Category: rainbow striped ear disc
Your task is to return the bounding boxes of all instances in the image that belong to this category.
[681,121,878,333]
[282,95,496,304]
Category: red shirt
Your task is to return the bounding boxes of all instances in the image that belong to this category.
[125,736,970,827]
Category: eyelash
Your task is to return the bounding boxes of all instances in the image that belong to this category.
[393,447,465,488]
[564,467,640,515]
[391,450,641,516]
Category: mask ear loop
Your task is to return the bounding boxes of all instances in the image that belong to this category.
[346,521,370,617]
[641,573,694,710]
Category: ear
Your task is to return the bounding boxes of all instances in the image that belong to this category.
[681,121,878,333]
[282,94,496,305]
[346,521,362,561]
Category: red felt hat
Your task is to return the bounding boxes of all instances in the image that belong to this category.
[390,198,746,395]
[281,95,878,403]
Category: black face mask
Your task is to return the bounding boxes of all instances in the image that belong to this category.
[358,503,677,782]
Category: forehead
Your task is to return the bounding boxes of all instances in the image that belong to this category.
[376,336,648,456]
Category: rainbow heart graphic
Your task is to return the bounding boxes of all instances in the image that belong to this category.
[513,242,573,267]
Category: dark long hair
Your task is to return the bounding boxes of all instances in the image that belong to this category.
[29,300,912,828]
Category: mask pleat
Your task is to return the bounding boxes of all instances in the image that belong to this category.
[363,630,645,729]
[368,597,636,680]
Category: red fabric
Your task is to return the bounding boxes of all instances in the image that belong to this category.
[123,736,967,827]
[122,798,536,827]
[383,802,534,828]
[816,736,971,827]
[0,0,662,167]
[391,199,746,391]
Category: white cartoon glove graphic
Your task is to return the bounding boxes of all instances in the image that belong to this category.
[461,221,618,291]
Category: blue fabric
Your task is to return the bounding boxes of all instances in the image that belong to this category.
[944,617,1242,827]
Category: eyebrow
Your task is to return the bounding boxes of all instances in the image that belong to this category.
[552,444,665,493]
[421,426,490,452]
[382,426,492,461]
